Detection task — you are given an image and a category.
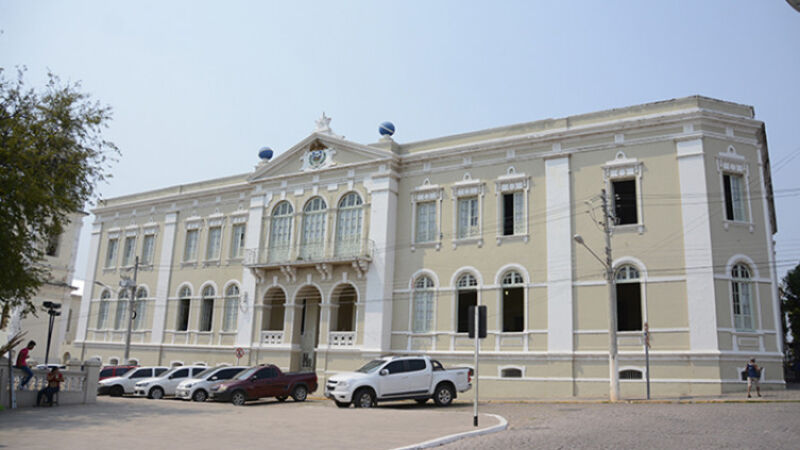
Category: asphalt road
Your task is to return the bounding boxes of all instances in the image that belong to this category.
[442,401,800,449]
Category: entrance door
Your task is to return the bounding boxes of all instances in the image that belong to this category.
[299,299,320,371]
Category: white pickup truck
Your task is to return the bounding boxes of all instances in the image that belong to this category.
[325,355,472,408]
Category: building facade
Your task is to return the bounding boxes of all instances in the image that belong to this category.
[2,212,84,365]
[71,96,783,398]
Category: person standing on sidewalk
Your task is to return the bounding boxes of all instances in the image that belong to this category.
[746,358,761,399]
[15,340,36,388]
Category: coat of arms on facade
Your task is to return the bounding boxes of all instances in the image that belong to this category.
[301,140,336,171]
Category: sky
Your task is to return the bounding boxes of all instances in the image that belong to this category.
[1,0,799,281]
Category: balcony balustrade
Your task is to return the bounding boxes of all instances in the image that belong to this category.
[245,239,373,275]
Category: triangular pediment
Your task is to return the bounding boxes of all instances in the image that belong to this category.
[248,132,396,182]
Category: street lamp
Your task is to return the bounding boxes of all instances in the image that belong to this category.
[573,189,620,402]
[42,301,62,365]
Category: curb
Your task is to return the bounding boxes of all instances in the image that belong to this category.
[394,413,508,450]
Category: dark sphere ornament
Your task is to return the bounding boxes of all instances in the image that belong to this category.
[379,121,395,136]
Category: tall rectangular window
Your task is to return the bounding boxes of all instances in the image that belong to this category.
[105,238,118,268]
[457,197,479,239]
[206,226,222,260]
[231,224,246,258]
[141,234,156,265]
[184,229,198,261]
[122,236,136,266]
[200,298,214,332]
[612,179,637,225]
[723,173,746,221]
[502,192,524,236]
[416,201,436,243]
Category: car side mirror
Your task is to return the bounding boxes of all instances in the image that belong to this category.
[379,369,388,376]
[210,376,218,381]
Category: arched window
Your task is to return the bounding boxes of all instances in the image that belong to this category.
[412,276,435,333]
[262,288,286,331]
[333,284,357,332]
[114,290,130,330]
[301,197,327,259]
[335,193,363,257]
[176,286,191,331]
[620,369,643,380]
[133,287,148,330]
[200,285,215,332]
[269,201,294,262]
[456,273,478,333]
[501,368,523,378]
[97,289,111,329]
[223,284,240,331]
[615,264,642,332]
[502,271,524,332]
[732,264,754,330]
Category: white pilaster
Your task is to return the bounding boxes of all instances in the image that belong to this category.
[545,155,573,353]
[56,215,84,354]
[151,212,178,344]
[677,139,719,352]
[362,170,398,352]
[75,222,102,343]
[236,193,268,346]
[758,147,783,354]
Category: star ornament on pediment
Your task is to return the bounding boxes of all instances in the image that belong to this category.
[313,112,343,139]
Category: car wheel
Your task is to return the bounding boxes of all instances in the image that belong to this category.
[149,387,164,400]
[433,383,454,407]
[192,390,208,402]
[291,385,308,402]
[231,390,247,406]
[415,398,428,405]
[353,388,375,408]
[276,396,287,402]
[334,400,350,408]
[110,385,124,397]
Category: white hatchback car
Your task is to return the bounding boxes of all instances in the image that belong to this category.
[175,365,247,402]
[98,366,169,396]
[133,365,207,399]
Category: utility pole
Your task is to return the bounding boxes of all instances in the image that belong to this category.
[122,256,139,364]
[601,189,620,402]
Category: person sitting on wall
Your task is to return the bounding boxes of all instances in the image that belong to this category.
[14,340,36,388]
[36,366,64,406]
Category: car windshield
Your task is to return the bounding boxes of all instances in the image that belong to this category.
[158,367,181,378]
[356,360,386,373]
[236,367,259,380]
[194,366,221,379]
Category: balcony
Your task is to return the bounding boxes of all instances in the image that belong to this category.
[329,331,356,347]
[244,240,373,280]
[261,330,285,345]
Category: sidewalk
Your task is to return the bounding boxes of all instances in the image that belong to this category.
[481,385,800,405]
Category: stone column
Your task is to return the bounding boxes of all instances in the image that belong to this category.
[75,222,103,352]
[151,212,179,344]
[676,138,719,352]
[362,167,398,352]
[236,193,268,347]
[545,154,574,353]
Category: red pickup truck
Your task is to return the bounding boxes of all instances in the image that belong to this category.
[209,364,317,406]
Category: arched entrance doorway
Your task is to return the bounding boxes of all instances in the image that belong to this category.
[261,287,287,334]
[293,285,322,372]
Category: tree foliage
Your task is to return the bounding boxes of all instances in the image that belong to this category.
[783,262,800,365]
[0,67,118,321]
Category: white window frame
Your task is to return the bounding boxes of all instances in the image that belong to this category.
[141,228,157,266]
[199,285,215,332]
[717,146,753,231]
[268,201,294,263]
[105,232,120,268]
[223,284,240,332]
[176,286,192,332]
[121,232,137,267]
[230,218,247,260]
[334,192,364,258]
[451,175,484,247]
[133,287,148,330]
[495,169,530,244]
[410,179,443,251]
[500,271,525,333]
[97,290,111,329]
[300,197,327,260]
[114,290,130,331]
[412,276,436,333]
[603,151,644,233]
[731,263,755,331]
[183,219,202,263]
[614,263,644,333]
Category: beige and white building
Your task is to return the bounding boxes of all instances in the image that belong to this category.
[71,96,783,398]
